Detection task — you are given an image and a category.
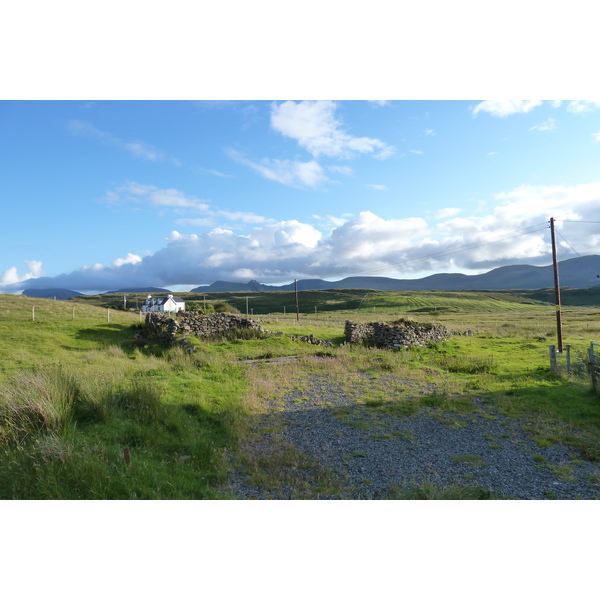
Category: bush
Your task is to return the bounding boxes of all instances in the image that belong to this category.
[212,300,240,314]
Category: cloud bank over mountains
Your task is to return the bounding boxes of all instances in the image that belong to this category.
[4,182,600,293]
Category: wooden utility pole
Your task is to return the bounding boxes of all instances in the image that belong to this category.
[550,217,564,353]
[294,279,300,322]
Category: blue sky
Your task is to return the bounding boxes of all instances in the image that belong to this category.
[2,99,600,293]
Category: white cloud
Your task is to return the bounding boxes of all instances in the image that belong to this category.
[410,150,423,155]
[327,165,354,177]
[566,101,600,113]
[425,129,435,136]
[103,182,211,210]
[111,253,142,268]
[472,100,600,119]
[326,215,349,227]
[164,231,200,243]
[471,100,543,117]
[270,101,394,160]
[123,141,164,161]
[529,118,557,132]
[592,132,600,142]
[366,184,388,191]
[227,150,328,188]
[5,182,600,292]
[0,260,44,286]
[67,120,169,162]
[218,211,274,224]
[435,207,462,219]
[175,218,215,227]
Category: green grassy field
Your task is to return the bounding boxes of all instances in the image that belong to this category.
[2,291,600,499]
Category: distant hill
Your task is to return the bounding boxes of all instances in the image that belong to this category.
[106,287,172,294]
[22,288,83,300]
[191,280,280,293]
[190,255,600,293]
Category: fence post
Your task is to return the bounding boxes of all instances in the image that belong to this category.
[566,344,571,376]
[549,345,557,372]
[32,306,35,321]
[590,343,597,392]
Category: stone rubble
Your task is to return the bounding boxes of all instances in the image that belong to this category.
[139,311,333,350]
[344,318,451,349]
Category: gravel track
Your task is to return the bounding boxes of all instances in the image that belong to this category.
[225,371,600,500]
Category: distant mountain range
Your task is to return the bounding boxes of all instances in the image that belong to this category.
[191,255,600,293]
[21,288,84,300]
[106,287,172,294]
[19,255,600,299]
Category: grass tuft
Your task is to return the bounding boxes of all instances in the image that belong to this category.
[389,480,497,499]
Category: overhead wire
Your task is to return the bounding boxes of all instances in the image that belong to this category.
[555,229,600,279]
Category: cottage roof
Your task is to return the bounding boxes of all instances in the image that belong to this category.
[142,295,184,305]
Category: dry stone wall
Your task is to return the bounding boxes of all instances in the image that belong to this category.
[143,311,263,344]
[345,319,450,350]
[141,311,333,348]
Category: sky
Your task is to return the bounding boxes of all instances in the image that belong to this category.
[2,99,600,294]
[2,2,600,295]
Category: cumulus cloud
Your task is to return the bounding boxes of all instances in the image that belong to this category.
[111,253,142,268]
[5,183,600,293]
[270,101,394,160]
[0,260,44,287]
[471,100,544,117]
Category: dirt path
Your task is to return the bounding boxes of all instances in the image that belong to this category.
[224,372,600,499]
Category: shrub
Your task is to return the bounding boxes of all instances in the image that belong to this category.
[212,301,240,314]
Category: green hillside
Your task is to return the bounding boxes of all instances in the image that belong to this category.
[73,288,554,316]
[2,292,600,499]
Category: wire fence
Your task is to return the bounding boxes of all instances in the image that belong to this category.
[0,305,143,325]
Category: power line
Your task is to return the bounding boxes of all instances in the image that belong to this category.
[556,230,600,279]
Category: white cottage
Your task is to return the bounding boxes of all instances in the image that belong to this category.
[141,294,185,313]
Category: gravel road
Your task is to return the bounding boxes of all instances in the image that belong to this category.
[224,370,600,500]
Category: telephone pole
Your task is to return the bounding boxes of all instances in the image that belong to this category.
[550,217,563,353]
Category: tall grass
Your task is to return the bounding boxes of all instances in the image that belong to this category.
[0,366,82,443]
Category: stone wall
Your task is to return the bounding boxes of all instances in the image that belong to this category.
[143,311,263,344]
[141,311,333,348]
[345,318,450,350]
